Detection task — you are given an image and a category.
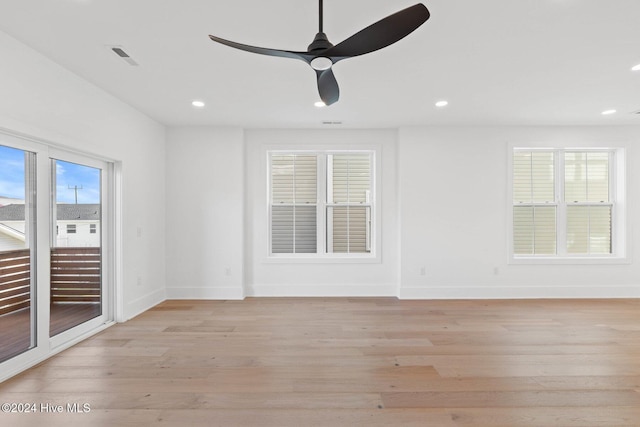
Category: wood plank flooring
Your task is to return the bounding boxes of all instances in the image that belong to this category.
[0,298,639,426]
[0,308,31,363]
[0,304,101,363]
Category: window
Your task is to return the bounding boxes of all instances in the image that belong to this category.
[269,152,374,257]
[512,149,622,259]
[67,224,77,234]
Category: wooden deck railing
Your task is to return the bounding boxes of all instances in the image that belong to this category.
[0,249,31,317]
[50,247,101,304]
[0,247,100,317]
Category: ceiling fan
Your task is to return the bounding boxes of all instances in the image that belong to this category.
[209,1,430,106]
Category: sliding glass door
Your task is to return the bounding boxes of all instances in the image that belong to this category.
[50,157,104,337]
[0,133,114,375]
[0,145,36,363]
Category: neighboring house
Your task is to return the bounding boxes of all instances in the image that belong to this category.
[0,203,100,250]
[0,196,24,207]
[0,223,25,251]
[0,204,27,251]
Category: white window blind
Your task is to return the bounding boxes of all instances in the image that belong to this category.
[513,151,556,255]
[513,151,555,204]
[513,205,557,255]
[512,149,614,257]
[271,155,317,254]
[328,154,371,253]
[565,152,611,255]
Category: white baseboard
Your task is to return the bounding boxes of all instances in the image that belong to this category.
[399,285,640,299]
[246,283,397,297]
[158,284,640,301]
[166,286,245,300]
[124,288,166,320]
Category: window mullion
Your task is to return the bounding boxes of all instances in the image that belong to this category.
[346,157,350,253]
[317,154,327,255]
[585,153,591,255]
[292,157,297,253]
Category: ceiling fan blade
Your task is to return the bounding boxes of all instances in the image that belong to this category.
[323,3,430,60]
[316,68,339,106]
[209,35,312,62]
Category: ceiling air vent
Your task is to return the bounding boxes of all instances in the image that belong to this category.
[107,45,138,66]
[322,121,343,125]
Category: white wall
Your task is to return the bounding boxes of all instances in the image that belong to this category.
[165,127,245,299]
[164,125,640,299]
[399,126,640,298]
[0,30,166,319]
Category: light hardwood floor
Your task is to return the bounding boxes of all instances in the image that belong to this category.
[0,298,639,426]
[0,304,102,363]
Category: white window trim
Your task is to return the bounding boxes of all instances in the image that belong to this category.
[266,148,380,264]
[507,144,628,265]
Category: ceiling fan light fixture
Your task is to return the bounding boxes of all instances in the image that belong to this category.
[310,57,333,71]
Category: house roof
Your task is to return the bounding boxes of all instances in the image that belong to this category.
[0,204,101,221]
[0,205,25,221]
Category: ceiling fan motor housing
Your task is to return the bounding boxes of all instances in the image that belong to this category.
[308,32,334,51]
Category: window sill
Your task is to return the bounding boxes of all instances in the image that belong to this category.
[510,256,630,265]
[265,254,380,264]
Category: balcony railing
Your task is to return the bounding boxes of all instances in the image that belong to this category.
[0,249,30,317]
[0,247,100,317]
[50,247,101,304]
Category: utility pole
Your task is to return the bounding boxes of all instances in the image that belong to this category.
[68,185,83,204]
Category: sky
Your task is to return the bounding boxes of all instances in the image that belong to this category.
[0,145,100,204]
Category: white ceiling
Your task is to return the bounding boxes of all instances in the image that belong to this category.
[1,0,640,128]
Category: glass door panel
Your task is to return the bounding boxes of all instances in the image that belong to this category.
[50,159,102,336]
[0,145,36,363]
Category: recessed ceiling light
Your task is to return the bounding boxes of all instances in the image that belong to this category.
[191,100,205,108]
[314,101,326,108]
[632,64,640,71]
[601,109,616,115]
[435,100,448,107]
